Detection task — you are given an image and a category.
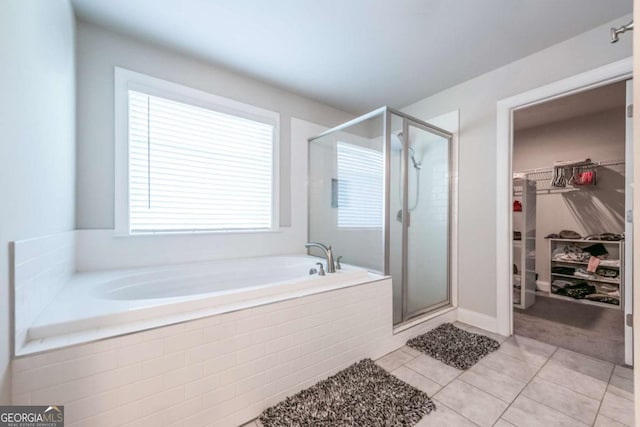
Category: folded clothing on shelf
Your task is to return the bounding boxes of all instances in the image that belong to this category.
[551,243,619,266]
[551,266,576,276]
[574,268,596,279]
[551,279,619,305]
[551,280,573,294]
[583,243,608,257]
[596,267,619,278]
[594,283,619,296]
[584,233,624,241]
[599,259,621,267]
[556,282,596,299]
[585,294,620,305]
[558,230,582,239]
[551,243,591,262]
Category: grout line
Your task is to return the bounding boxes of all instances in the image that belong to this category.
[492,345,557,424]
[431,397,482,426]
[456,364,522,404]
[400,364,445,392]
[592,363,618,426]
[510,346,608,426]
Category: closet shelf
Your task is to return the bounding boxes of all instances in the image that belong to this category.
[547,238,624,244]
[551,259,620,268]
[551,272,620,284]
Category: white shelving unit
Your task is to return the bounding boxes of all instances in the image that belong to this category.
[513,176,536,309]
[548,238,624,310]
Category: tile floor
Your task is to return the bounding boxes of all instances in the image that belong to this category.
[243,321,634,427]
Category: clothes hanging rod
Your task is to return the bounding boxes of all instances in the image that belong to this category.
[515,159,625,176]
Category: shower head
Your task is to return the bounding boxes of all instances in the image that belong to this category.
[390,131,404,151]
[611,21,633,43]
[390,131,421,169]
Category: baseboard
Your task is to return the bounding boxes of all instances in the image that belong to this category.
[536,280,550,292]
[457,308,498,333]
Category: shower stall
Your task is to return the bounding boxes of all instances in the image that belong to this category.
[308,107,453,325]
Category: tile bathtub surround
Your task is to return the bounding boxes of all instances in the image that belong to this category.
[12,231,76,352]
[12,277,445,427]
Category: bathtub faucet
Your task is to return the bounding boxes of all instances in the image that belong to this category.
[304,242,336,273]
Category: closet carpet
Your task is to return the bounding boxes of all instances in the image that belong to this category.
[514,295,625,365]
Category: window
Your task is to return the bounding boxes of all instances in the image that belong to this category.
[336,142,384,228]
[116,68,279,234]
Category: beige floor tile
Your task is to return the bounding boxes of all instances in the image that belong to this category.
[458,364,526,403]
[240,422,257,427]
[594,414,628,426]
[537,360,608,400]
[401,345,423,358]
[414,399,478,426]
[494,419,516,427]
[375,348,415,372]
[503,395,588,427]
[391,366,441,396]
[405,355,462,386]
[476,350,539,383]
[598,391,635,426]
[607,374,633,401]
[434,379,508,427]
[498,335,556,367]
[466,326,509,344]
[522,377,599,425]
[551,348,614,382]
[613,365,633,380]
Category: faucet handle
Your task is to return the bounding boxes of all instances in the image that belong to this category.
[316,262,325,276]
[336,256,342,270]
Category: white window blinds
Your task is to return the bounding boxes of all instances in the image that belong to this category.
[336,142,384,228]
[128,90,275,233]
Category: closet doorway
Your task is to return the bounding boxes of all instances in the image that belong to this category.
[510,79,632,365]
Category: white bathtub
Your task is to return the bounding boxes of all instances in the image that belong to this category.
[20,254,374,355]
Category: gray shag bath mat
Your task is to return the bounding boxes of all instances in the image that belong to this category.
[407,323,500,370]
[259,358,435,427]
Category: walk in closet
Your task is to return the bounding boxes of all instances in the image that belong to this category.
[510,81,630,365]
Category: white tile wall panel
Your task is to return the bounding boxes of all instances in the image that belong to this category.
[12,231,76,352]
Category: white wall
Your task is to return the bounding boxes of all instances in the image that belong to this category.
[401,14,632,320]
[76,21,354,231]
[514,108,626,284]
[0,0,76,403]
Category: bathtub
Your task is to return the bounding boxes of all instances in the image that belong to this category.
[19,254,375,356]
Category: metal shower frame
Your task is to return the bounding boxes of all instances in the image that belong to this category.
[308,106,454,325]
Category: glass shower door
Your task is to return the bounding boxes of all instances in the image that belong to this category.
[402,121,451,319]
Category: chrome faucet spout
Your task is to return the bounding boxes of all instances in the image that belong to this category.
[305,242,336,273]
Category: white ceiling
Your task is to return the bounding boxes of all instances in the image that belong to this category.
[70,0,632,113]
[514,81,627,131]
